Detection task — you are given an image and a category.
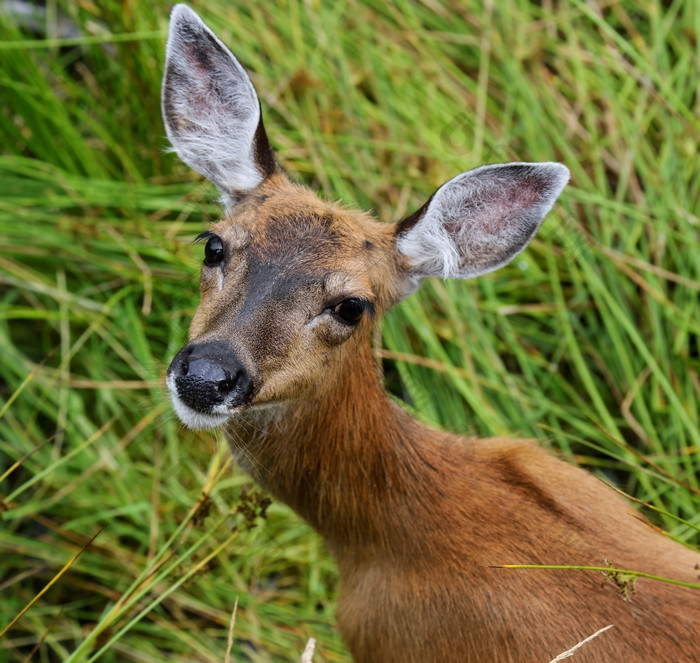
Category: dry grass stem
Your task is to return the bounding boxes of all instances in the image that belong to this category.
[548,625,614,662]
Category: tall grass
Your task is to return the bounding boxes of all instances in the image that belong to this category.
[1,0,698,661]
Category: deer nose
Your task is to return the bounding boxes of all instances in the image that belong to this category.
[168,342,253,412]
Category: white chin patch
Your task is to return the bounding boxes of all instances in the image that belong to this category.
[166,374,231,430]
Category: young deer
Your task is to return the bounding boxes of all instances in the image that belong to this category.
[162,6,699,662]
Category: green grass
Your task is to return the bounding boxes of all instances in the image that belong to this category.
[1,0,699,661]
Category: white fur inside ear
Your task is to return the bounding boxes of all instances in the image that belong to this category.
[162,4,263,203]
[397,162,569,279]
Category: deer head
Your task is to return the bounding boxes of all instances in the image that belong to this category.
[162,4,569,432]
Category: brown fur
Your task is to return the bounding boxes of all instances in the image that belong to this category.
[180,173,700,662]
[162,10,698,655]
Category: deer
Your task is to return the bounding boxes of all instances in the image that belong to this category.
[161,5,700,662]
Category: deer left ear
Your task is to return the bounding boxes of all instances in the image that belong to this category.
[162,4,278,210]
[395,162,569,281]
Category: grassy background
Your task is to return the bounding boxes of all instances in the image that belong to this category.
[1,0,699,661]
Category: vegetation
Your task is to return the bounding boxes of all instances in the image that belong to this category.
[1,0,698,660]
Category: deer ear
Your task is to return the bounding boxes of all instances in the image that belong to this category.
[395,162,569,281]
[162,4,278,209]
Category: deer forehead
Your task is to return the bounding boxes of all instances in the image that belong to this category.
[209,179,400,301]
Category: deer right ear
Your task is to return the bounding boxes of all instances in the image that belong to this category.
[162,4,278,209]
[395,162,569,286]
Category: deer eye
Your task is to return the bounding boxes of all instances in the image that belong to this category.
[203,235,224,266]
[331,298,365,325]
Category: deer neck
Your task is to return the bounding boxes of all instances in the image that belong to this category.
[225,341,438,554]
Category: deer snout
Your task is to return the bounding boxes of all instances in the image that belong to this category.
[168,341,254,417]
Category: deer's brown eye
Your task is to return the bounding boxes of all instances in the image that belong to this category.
[204,235,224,266]
[333,298,365,325]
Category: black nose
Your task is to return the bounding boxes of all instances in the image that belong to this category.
[168,342,253,412]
